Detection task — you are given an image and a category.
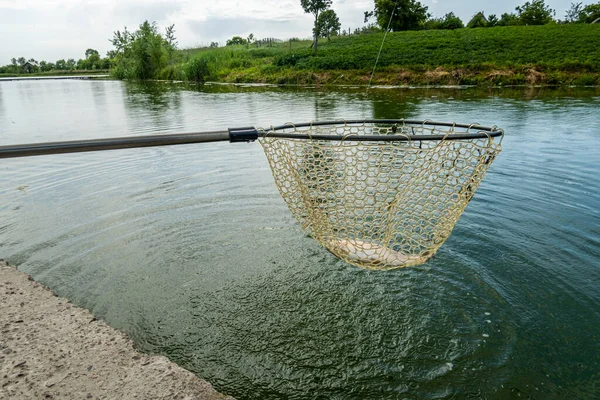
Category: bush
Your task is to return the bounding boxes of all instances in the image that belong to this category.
[185,56,212,82]
[158,64,185,80]
[274,51,312,67]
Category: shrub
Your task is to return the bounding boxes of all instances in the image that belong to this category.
[185,56,212,82]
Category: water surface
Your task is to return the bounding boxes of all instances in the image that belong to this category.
[1,80,599,399]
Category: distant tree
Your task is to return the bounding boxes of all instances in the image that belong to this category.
[565,2,584,22]
[210,42,219,48]
[55,59,67,70]
[498,12,521,26]
[11,58,17,66]
[106,50,118,59]
[165,25,177,48]
[423,17,441,30]
[17,57,26,66]
[85,49,100,58]
[247,33,255,44]
[440,12,464,29]
[301,0,332,55]
[110,20,170,79]
[467,11,488,28]
[579,2,600,23]
[424,12,463,30]
[358,24,382,34]
[66,58,76,69]
[111,27,133,54]
[373,0,429,31]
[84,49,101,69]
[226,36,247,45]
[487,14,499,26]
[165,24,177,58]
[317,9,341,41]
[516,0,555,25]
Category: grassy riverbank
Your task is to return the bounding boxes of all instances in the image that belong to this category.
[168,24,600,86]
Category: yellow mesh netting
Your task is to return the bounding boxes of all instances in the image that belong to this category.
[259,121,503,270]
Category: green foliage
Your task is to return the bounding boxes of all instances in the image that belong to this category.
[373,0,429,31]
[185,55,213,82]
[85,49,99,58]
[516,0,555,25]
[272,24,600,72]
[301,0,333,54]
[425,12,464,30]
[1,51,109,74]
[317,9,341,40]
[580,2,600,23]
[167,24,600,86]
[467,12,488,28]
[487,14,499,27]
[226,36,247,46]
[55,59,67,70]
[158,64,185,80]
[109,21,174,80]
[565,2,584,22]
[274,50,314,67]
[498,13,521,26]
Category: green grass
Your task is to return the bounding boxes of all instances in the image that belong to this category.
[297,24,600,71]
[160,24,600,86]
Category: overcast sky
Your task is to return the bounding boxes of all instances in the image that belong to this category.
[0,0,579,64]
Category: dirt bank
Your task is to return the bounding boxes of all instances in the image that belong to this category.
[0,260,233,399]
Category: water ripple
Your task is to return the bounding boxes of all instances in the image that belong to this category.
[1,82,599,399]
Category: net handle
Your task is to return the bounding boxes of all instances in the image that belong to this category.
[0,119,503,159]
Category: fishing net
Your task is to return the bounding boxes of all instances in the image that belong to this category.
[259,120,503,270]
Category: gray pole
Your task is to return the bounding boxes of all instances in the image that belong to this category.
[0,130,231,159]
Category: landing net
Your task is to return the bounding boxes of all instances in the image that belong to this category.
[259,120,503,270]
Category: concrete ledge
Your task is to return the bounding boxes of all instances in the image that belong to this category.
[0,260,233,400]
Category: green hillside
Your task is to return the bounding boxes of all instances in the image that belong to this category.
[154,24,600,86]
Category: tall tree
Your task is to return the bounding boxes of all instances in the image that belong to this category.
[565,2,584,22]
[487,14,499,26]
[497,12,520,26]
[300,0,332,55]
[373,0,429,31]
[226,36,247,46]
[55,59,67,70]
[317,9,341,41]
[165,24,177,57]
[85,48,100,58]
[579,2,600,23]
[515,0,555,25]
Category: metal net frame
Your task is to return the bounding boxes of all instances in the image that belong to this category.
[259,120,503,270]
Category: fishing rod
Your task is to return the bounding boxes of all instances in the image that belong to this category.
[0,120,502,159]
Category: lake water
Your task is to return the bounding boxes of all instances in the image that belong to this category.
[1,80,599,399]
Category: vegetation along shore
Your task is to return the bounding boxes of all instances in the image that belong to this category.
[2,0,599,86]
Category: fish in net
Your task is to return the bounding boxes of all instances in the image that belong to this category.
[259,120,503,270]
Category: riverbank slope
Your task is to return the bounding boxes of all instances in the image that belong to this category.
[0,260,232,400]
[168,24,600,86]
